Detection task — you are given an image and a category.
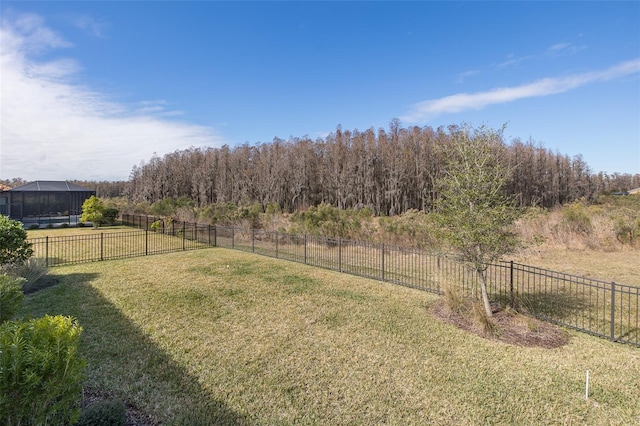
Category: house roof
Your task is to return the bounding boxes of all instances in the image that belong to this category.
[7,181,94,192]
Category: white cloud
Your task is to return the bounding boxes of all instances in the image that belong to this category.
[74,15,109,38]
[494,53,534,70]
[0,14,227,181]
[547,42,586,56]
[401,59,640,123]
[455,70,480,84]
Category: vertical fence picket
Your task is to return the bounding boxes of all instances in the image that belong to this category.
[381,243,385,281]
[611,282,616,342]
[338,238,342,273]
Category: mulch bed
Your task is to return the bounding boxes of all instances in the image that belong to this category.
[430,300,569,349]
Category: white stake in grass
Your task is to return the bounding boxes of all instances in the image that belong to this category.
[585,370,590,400]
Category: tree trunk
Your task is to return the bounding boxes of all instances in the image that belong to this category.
[477,269,493,317]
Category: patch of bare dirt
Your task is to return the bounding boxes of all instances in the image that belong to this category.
[430,300,569,349]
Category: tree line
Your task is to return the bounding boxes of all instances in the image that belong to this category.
[125,122,640,215]
[2,122,638,213]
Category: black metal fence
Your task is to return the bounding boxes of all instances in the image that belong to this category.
[28,225,212,267]
[34,214,640,347]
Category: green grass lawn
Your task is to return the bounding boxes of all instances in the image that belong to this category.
[20,248,640,425]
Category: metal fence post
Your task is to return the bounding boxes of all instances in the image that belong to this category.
[208,224,211,246]
[182,222,186,250]
[145,229,148,256]
[610,282,616,341]
[100,233,104,261]
[510,260,514,308]
[339,238,342,273]
[437,256,441,294]
[232,228,235,249]
[304,234,307,264]
[214,226,217,247]
[45,236,49,267]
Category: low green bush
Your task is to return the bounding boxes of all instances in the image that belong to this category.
[0,274,24,323]
[78,399,126,426]
[102,208,120,226]
[150,219,163,232]
[0,215,33,264]
[0,315,86,425]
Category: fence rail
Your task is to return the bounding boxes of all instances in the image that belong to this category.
[30,214,640,347]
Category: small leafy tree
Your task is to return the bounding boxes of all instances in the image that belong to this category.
[81,196,105,228]
[0,215,33,265]
[434,125,522,317]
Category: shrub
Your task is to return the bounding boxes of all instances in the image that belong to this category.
[78,399,126,426]
[0,315,86,425]
[562,201,592,235]
[0,215,34,265]
[199,202,261,228]
[289,204,374,240]
[4,258,49,293]
[0,274,24,323]
[102,208,119,226]
[442,281,465,315]
[612,209,640,245]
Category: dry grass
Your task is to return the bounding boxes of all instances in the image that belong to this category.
[513,248,640,287]
[20,249,640,425]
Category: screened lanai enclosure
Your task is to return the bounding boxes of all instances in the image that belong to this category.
[0,181,95,226]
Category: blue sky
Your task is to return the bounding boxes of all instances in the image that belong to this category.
[1,1,639,181]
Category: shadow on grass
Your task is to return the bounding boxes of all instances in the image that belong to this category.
[21,272,249,426]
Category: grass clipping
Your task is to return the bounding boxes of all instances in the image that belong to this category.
[433,285,568,349]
